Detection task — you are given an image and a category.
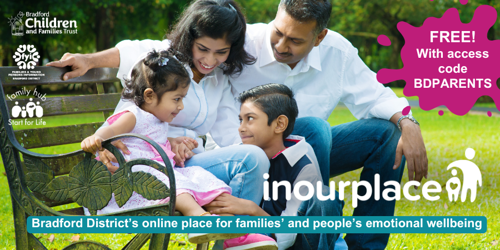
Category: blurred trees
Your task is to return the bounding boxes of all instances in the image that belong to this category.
[1,0,189,66]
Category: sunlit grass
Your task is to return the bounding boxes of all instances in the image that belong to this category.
[1,107,499,249]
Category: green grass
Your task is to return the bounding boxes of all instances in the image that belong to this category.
[1,108,499,249]
[328,106,500,249]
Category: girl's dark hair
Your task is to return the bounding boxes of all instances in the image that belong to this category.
[167,0,255,76]
[122,50,190,107]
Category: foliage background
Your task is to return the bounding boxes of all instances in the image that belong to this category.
[1,0,499,85]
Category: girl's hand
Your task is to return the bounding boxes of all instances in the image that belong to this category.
[81,135,104,154]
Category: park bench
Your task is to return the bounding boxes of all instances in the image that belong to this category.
[0,66,208,250]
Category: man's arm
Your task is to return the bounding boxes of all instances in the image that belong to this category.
[390,112,428,184]
[46,48,119,81]
[340,44,428,184]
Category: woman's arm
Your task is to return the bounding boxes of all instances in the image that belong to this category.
[209,78,242,147]
[46,48,120,81]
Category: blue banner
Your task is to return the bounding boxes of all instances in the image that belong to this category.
[27,216,487,234]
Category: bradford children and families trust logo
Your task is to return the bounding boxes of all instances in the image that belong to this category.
[7,11,78,35]
[7,87,47,126]
[7,11,24,36]
[264,148,482,207]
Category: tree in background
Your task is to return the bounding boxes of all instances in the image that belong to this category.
[1,0,498,92]
[1,0,189,66]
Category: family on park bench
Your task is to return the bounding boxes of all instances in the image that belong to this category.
[47,0,429,249]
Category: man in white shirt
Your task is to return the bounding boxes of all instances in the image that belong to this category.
[226,1,428,249]
[48,0,428,248]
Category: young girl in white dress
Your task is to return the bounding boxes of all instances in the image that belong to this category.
[81,50,242,244]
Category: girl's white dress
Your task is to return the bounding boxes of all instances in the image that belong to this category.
[84,105,231,215]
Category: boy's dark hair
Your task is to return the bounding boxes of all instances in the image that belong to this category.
[122,50,190,106]
[279,0,332,35]
[238,83,298,139]
[167,0,255,76]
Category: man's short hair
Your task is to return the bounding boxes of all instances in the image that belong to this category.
[279,0,332,35]
[238,83,299,139]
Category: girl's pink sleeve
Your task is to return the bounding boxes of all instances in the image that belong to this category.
[107,110,130,125]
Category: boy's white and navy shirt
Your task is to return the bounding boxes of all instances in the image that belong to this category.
[261,135,323,249]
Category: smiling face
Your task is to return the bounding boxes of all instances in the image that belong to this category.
[271,7,327,69]
[238,101,276,149]
[143,84,190,123]
[191,36,231,75]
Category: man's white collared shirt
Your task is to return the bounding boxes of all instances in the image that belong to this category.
[229,22,409,121]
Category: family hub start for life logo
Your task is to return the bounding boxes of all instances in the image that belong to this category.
[7,87,47,126]
[264,148,482,207]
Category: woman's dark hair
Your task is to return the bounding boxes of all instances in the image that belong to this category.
[238,83,299,139]
[122,50,190,107]
[167,0,255,76]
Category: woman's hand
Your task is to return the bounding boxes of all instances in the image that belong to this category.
[46,53,92,81]
[96,140,131,174]
[168,137,198,167]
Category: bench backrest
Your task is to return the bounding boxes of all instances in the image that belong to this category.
[1,66,120,209]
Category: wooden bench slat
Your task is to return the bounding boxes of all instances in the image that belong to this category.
[0,67,118,86]
[59,207,85,215]
[15,122,104,149]
[7,94,121,118]
[32,191,74,207]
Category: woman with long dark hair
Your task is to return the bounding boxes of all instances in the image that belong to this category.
[48,0,277,249]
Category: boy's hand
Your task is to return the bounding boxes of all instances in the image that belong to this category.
[205,193,256,215]
[81,135,104,154]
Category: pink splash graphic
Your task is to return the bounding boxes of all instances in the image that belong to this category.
[487,111,492,117]
[439,110,444,116]
[460,0,468,5]
[377,35,391,46]
[402,106,411,115]
[377,6,500,116]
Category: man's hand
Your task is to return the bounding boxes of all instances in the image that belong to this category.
[168,137,198,167]
[394,119,428,186]
[205,193,259,215]
[97,140,131,174]
[46,53,92,81]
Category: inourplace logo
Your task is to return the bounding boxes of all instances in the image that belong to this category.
[263,148,482,207]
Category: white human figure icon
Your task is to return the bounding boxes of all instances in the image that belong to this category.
[446,148,482,202]
[35,101,43,118]
[26,98,36,118]
[446,169,461,202]
[21,106,27,118]
[12,101,22,118]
